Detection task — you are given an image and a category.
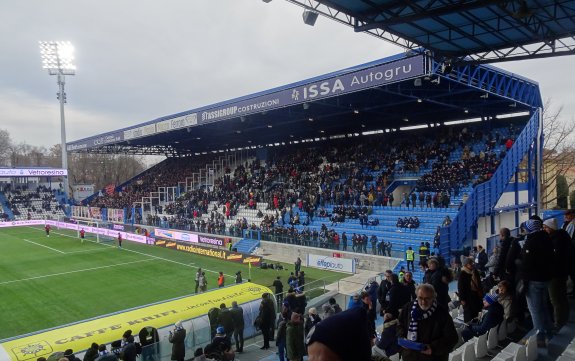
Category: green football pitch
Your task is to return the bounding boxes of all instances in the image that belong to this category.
[0,226,346,340]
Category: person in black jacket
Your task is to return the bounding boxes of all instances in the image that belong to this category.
[461,293,504,341]
[397,284,458,361]
[258,293,276,350]
[521,218,555,346]
[230,301,245,353]
[458,257,483,323]
[218,303,234,343]
[386,273,411,318]
[424,258,450,309]
[119,331,137,361]
[494,228,512,278]
[543,218,571,330]
[169,321,186,361]
[377,270,393,316]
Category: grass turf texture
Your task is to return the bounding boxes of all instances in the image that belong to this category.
[0,226,346,340]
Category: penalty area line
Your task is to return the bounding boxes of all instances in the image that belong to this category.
[22,238,65,254]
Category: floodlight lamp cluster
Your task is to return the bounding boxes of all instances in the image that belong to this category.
[39,41,76,75]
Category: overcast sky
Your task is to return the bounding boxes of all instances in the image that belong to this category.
[0,0,573,149]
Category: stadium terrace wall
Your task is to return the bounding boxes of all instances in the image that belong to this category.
[259,240,400,273]
[0,283,272,361]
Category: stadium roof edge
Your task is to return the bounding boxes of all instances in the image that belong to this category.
[68,52,414,145]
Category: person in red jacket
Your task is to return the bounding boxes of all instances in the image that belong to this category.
[45,224,51,237]
[80,229,85,243]
[218,272,225,288]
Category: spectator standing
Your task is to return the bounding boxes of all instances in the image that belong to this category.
[273,276,284,306]
[397,284,458,361]
[424,258,450,309]
[474,245,488,273]
[276,313,288,361]
[521,218,554,347]
[199,271,210,292]
[494,228,513,281]
[218,272,225,288]
[286,312,305,361]
[561,209,575,295]
[194,268,202,293]
[258,293,276,350]
[406,246,415,271]
[294,257,302,275]
[543,218,571,330]
[230,301,245,353]
[169,321,186,361]
[458,257,483,323]
[218,303,234,343]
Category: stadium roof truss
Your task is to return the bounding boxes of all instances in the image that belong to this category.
[67,52,542,156]
[284,0,575,63]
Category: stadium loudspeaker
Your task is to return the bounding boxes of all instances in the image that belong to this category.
[302,10,318,26]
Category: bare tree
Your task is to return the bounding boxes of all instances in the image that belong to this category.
[541,99,575,208]
[0,129,12,166]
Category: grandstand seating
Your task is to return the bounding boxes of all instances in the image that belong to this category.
[2,187,66,220]
[79,121,525,264]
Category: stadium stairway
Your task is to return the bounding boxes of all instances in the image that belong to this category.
[393,260,425,283]
[233,239,260,254]
[0,192,14,220]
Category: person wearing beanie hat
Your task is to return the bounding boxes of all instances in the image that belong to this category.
[169,320,186,361]
[306,307,371,361]
[543,217,571,330]
[521,214,555,346]
[524,219,543,233]
[461,292,504,342]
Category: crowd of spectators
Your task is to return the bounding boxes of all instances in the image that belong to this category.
[2,184,65,218]
[82,124,518,256]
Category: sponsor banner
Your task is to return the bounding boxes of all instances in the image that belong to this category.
[0,283,272,361]
[153,228,230,247]
[0,220,45,228]
[155,113,198,133]
[154,238,262,266]
[66,132,123,152]
[199,55,424,124]
[123,124,157,140]
[0,219,147,245]
[307,254,355,273]
[66,55,424,151]
[72,185,94,202]
[0,168,68,177]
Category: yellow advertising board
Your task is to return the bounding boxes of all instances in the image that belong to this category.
[0,282,271,361]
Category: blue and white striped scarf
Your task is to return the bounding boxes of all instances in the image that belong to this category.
[407,299,437,341]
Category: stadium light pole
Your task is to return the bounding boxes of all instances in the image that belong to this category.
[39,41,75,201]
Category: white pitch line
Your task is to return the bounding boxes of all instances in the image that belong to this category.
[22,239,65,254]
[0,258,154,286]
[25,227,234,277]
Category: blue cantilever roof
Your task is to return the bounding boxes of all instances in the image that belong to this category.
[66,51,542,156]
[292,0,575,63]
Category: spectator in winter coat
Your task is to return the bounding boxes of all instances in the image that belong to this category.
[461,293,504,341]
[397,284,458,361]
[458,257,483,323]
[286,312,305,361]
[304,308,322,336]
[521,218,555,346]
[543,218,571,330]
[169,321,186,361]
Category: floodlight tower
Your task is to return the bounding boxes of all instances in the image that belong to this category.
[39,41,75,200]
